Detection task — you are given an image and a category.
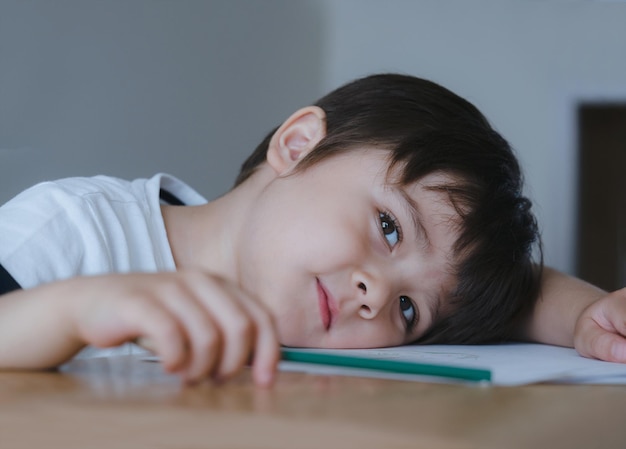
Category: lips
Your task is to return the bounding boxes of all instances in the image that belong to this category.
[316,278,335,331]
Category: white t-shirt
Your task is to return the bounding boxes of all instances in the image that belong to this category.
[0,173,207,358]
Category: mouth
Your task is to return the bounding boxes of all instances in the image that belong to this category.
[316,278,334,331]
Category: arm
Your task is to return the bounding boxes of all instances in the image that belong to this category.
[517,266,626,363]
[0,272,280,385]
[516,267,605,347]
[0,281,83,368]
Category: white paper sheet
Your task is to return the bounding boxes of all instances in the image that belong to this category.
[277,343,626,386]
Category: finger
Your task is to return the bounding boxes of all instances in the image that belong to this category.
[607,335,626,362]
[596,293,626,336]
[576,316,626,363]
[156,281,222,382]
[241,297,281,387]
[190,275,258,381]
[209,301,255,381]
[217,291,282,384]
[117,298,189,373]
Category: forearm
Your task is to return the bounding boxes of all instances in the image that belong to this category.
[0,281,84,369]
[515,267,606,347]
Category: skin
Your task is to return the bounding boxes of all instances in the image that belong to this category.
[1,106,626,386]
[234,152,459,349]
[517,266,626,364]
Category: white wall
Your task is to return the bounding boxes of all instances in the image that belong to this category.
[319,0,626,272]
[2,0,625,274]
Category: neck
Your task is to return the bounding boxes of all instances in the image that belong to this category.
[162,165,273,286]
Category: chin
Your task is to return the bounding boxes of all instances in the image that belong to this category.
[277,328,316,348]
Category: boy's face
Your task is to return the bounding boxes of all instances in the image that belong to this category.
[237,149,460,349]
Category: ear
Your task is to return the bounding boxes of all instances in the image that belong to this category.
[266,106,326,175]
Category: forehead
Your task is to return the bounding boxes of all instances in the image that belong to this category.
[400,173,464,259]
[307,146,463,191]
[302,149,465,234]
[299,147,464,237]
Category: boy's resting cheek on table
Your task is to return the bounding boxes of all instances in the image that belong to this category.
[1,73,626,386]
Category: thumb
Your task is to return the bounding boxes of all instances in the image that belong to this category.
[575,316,626,362]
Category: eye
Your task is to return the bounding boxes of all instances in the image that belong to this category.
[379,211,402,248]
[399,296,417,332]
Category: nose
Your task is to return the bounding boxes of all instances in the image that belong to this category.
[352,269,391,320]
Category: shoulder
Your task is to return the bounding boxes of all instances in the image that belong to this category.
[0,174,164,253]
[0,174,197,285]
[49,173,207,206]
[1,175,136,209]
[2,173,206,209]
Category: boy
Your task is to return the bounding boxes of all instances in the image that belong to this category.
[0,74,623,386]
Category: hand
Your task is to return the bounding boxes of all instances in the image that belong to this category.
[574,288,626,363]
[70,271,280,386]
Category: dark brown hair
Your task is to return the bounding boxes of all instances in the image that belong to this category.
[235,73,542,344]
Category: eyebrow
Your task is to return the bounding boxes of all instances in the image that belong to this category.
[397,188,431,248]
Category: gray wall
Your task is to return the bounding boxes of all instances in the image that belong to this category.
[0,0,325,200]
[2,0,626,274]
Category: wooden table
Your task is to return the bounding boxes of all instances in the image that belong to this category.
[0,355,624,449]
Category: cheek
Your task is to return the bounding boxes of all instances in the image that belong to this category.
[257,205,367,267]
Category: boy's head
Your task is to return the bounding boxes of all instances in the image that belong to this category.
[235,73,542,345]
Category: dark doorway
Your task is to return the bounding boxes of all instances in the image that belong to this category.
[576,104,626,291]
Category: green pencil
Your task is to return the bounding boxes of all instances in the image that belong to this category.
[280,348,492,382]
